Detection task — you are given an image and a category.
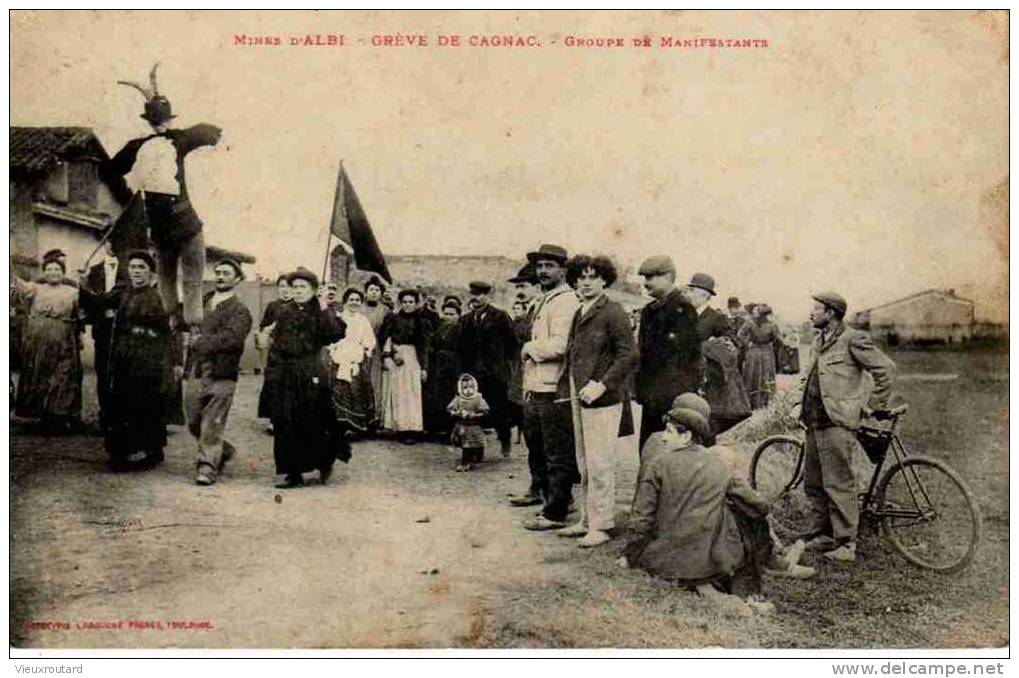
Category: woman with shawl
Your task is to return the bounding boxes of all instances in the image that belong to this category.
[327,287,377,435]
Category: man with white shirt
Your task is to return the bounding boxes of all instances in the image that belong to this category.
[107,65,222,329]
[185,259,252,486]
[516,244,581,531]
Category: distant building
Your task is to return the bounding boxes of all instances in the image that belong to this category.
[850,289,976,345]
[9,126,254,280]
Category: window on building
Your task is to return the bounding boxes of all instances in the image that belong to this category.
[67,160,97,207]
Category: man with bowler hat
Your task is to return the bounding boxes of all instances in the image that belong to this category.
[458,280,518,457]
[517,244,581,530]
[793,292,896,563]
[634,255,702,451]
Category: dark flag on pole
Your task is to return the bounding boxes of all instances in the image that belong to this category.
[112,191,151,256]
[329,162,391,283]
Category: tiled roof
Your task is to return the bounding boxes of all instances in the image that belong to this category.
[10,126,108,175]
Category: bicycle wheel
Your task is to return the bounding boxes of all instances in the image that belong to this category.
[878,455,982,572]
[749,435,812,537]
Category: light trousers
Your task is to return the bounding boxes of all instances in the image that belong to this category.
[574,402,623,532]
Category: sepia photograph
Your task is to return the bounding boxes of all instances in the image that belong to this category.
[7,9,1009,659]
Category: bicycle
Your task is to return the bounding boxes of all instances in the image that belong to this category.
[748,404,982,572]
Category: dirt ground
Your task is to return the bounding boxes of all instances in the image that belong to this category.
[9,348,1009,649]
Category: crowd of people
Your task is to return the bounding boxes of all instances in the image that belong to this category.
[10,237,897,611]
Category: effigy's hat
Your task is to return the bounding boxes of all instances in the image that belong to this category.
[118,64,177,124]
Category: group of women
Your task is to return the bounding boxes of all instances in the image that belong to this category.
[11,250,175,469]
[255,271,485,485]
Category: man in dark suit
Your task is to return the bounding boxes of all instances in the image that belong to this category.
[82,240,126,432]
[458,280,519,457]
[685,272,751,435]
[634,256,703,451]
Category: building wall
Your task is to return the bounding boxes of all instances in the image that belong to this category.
[869,292,975,343]
[335,253,523,309]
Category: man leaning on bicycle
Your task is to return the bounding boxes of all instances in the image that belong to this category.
[791,292,897,563]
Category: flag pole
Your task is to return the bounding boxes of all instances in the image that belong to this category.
[322,159,344,283]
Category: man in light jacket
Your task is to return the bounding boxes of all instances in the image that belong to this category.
[515,244,581,531]
[792,292,896,563]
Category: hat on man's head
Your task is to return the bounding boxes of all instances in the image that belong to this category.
[214,257,244,280]
[812,292,847,317]
[42,248,67,260]
[727,296,741,308]
[508,264,537,284]
[468,281,493,295]
[687,272,716,296]
[442,295,463,313]
[288,267,319,288]
[664,392,715,446]
[526,244,568,265]
[125,249,156,272]
[638,255,676,278]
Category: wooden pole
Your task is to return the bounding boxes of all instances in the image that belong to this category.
[321,231,332,283]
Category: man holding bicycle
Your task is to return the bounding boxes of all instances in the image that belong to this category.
[793,292,896,563]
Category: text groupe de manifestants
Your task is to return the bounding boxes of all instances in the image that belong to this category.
[233,33,770,49]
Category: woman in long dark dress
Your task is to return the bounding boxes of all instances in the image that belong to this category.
[267,269,348,488]
[257,275,293,430]
[103,251,171,470]
[10,255,83,433]
[738,304,778,410]
[427,298,463,442]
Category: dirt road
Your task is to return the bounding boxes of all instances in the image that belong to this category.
[10,350,1009,648]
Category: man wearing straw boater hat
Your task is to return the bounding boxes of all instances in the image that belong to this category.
[106,63,222,331]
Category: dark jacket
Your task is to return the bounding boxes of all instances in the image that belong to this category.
[103,124,221,246]
[636,288,703,405]
[557,295,637,408]
[697,306,732,341]
[192,293,253,381]
[458,304,518,385]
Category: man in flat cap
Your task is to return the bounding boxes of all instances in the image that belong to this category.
[507,264,540,444]
[634,255,703,451]
[518,244,581,530]
[185,258,252,485]
[792,292,896,563]
[458,280,518,458]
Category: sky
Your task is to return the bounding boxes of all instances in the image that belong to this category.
[9,10,1009,322]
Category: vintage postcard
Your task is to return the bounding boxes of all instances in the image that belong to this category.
[8,9,1008,655]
